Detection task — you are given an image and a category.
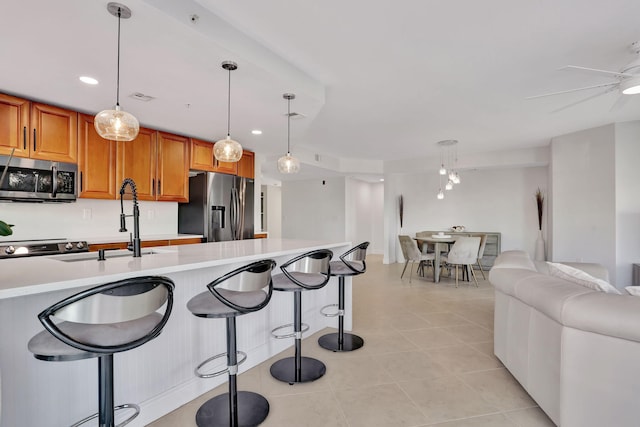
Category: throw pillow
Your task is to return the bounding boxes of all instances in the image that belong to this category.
[625,286,640,296]
[546,262,621,294]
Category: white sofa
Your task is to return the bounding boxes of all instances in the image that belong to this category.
[490,250,640,427]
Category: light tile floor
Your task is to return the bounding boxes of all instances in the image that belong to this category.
[148,255,555,427]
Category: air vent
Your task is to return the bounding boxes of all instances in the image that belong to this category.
[284,112,306,120]
[129,92,155,102]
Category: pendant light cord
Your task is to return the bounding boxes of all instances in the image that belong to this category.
[115,7,122,107]
[287,97,291,154]
[227,67,231,137]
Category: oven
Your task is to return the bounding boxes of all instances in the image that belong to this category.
[0,155,78,202]
[0,239,89,259]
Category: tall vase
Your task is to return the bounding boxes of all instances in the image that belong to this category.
[534,230,546,261]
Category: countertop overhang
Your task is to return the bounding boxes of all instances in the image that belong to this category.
[0,238,350,299]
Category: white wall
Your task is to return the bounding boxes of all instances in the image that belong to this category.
[281,177,346,241]
[550,124,617,282]
[0,198,178,241]
[264,184,282,238]
[345,178,384,254]
[615,121,640,286]
[383,166,548,263]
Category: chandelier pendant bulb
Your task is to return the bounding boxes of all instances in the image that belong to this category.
[94,3,140,142]
[278,93,300,174]
[214,61,243,162]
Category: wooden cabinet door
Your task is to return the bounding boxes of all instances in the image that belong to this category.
[190,138,237,174]
[237,150,255,178]
[117,127,157,201]
[157,131,189,202]
[0,93,30,157]
[30,102,77,163]
[78,114,117,199]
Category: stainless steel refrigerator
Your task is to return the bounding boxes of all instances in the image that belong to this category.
[178,172,254,241]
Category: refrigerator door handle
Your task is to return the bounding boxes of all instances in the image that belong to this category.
[230,188,239,240]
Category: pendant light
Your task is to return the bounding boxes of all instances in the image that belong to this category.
[213,61,243,162]
[94,3,140,142]
[277,93,301,174]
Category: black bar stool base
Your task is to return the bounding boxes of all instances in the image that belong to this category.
[318,332,364,352]
[269,356,326,384]
[195,391,269,427]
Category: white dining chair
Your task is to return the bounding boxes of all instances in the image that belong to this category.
[469,233,488,279]
[398,235,435,283]
[440,236,481,287]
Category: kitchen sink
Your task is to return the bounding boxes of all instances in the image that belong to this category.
[49,247,177,262]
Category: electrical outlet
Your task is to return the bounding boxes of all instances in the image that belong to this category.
[147,210,155,220]
[82,208,92,220]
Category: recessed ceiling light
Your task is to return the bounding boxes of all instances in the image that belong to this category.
[380,178,385,182]
[251,130,262,135]
[79,76,98,85]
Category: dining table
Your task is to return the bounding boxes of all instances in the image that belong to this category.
[414,235,457,283]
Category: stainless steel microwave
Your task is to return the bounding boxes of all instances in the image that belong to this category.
[0,155,78,202]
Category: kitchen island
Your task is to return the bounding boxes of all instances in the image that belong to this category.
[0,239,351,427]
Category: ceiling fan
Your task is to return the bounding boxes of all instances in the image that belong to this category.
[527,41,640,112]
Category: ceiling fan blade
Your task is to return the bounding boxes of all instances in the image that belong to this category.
[610,94,631,111]
[526,82,619,99]
[550,87,617,113]
[559,65,634,79]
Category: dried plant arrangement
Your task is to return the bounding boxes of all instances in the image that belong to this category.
[535,188,544,231]
[399,195,404,228]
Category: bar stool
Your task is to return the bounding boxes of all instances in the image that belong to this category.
[318,242,369,352]
[27,276,175,427]
[187,259,276,427]
[270,249,333,384]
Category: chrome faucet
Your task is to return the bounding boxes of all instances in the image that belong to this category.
[119,178,142,257]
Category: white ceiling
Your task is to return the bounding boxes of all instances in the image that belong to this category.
[2,0,640,182]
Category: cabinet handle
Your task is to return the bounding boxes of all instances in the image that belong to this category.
[33,129,36,151]
[157,179,161,195]
[23,127,26,150]
[80,171,83,192]
[152,179,155,196]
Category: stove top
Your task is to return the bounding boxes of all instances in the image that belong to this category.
[0,238,89,259]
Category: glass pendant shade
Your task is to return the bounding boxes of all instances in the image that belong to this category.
[445,180,453,190]
[279,93,300,174]
[214,135,243,162]
[214,60,242,162]
[95,3,139,142]
[278,153,301,174]
[439,165,447,175]
[437,189,445,200]
[94,105,139,141]
[452,172,461,184]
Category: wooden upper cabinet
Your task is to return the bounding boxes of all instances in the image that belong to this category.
[117,127,157,201]
[0,93,30,157]
[189,138,238,175]
[78,114,117,199]
[30,102,77,163]
[157,131,189,202]
[237,150,255,179]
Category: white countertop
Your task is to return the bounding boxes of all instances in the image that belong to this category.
[0,238,349,299]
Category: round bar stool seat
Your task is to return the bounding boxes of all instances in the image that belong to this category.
[188,259,276,427]
[318,242,369,352]
[27,276,175,427]
[269,249,333,384]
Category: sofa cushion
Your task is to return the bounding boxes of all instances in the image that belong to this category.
[563,292,640,343]
[547,262,620,294]
[535,261,610,282]
[492,250,537,271]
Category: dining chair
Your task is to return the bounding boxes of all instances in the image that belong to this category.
[398,235,435,283]
[440,236,481,287]
[469,233,488,279]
